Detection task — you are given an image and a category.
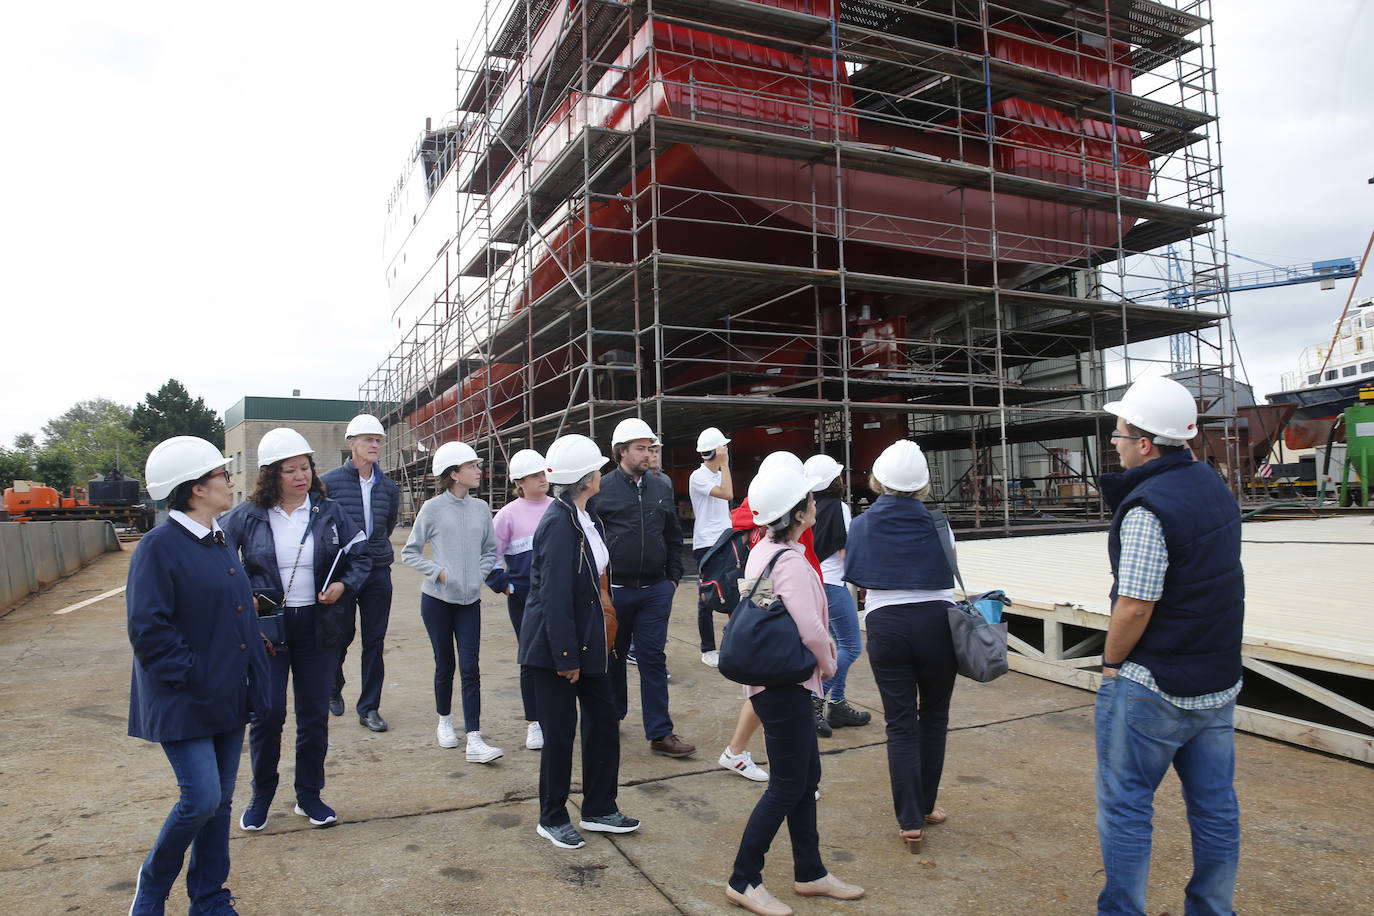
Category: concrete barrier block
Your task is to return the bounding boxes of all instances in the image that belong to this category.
[77,521,113,562]
[1,524,34,609]
[28,523,61,585]
[56,524,84,577]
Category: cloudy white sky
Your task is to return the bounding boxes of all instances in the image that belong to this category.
[1,0,1370,449]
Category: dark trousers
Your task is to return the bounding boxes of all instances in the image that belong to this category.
[729,685,826,893]
[693,546,716,652]
[529,666,620,828]
[506,590,538,721]
[248,605,333,802]
[130,728,243,915]
[609,579,675,741]
[420,593,482,733]
[865,601,958,830]
[333,566,392,715]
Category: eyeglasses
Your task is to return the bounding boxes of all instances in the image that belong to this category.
[207,469,231,483]
[1109,432,1147,441]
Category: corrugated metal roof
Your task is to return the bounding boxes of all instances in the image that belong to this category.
[224,397,361,428]
[954,516,1374,667]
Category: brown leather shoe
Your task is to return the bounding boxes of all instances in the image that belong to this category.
[726,883,793,916]
[793,873,864,900]
[650,733,696,758]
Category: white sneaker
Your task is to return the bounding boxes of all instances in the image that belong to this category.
[437,715,458,749]
[466,731,503,763]
[719,745,768,782]
[526,722,544,750]
[701,650,720,668]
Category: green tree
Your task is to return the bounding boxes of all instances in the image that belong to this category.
[13,432,37,451]
[41,398,150,483]
[0,448,33,490]
[34,445,76,493]
[129,379,225,448]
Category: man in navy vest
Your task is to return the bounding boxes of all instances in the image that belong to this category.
[323,414,400,732]
[1095,377,1243,916]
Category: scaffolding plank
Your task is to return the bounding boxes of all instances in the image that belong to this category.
[489,125,630,243]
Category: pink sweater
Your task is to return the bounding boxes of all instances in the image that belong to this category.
[492,496,554,561]
[741,537,837,699]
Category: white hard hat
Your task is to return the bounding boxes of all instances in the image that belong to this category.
[345,414,386,438]
[1103,376,1198,445]
[545,434,610,484]
[803,454,843,491]
[872,440,930,492]
[432,441,480,476]
[257,428,314,468]
[748,467,814,526]
[611,417,656,448]
[508,448,546,480]
[696,427,731,453]
[758,451,803,476]
[145,436,232,501]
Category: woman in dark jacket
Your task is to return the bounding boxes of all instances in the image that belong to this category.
[127,436,270,916]
[518,434,640,850]
[844,439,958,854]
[220,428,371,832]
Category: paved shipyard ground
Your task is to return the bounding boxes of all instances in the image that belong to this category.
[1,531,1370,915]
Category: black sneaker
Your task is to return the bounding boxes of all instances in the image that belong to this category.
[812,695,833,738]
[578,811,641,834]
[329,693,344,717]
[536,822,587,849]
[827,697,872,728]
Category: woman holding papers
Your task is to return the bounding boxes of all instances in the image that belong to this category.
[220,427,371,832]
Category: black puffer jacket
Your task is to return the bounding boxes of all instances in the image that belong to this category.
[591,466,684,588]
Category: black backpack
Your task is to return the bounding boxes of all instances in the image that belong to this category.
[697,527,752,615]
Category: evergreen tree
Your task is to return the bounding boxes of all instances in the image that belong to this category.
[130,379,225,448]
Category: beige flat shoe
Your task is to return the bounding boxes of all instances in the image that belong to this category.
[925,806,949,825]
[793,873,865,900]
[726,883,793,916]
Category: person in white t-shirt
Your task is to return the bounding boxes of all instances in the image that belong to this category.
[688,427,734,667]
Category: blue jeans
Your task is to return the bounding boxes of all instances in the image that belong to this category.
[821,584,861,701]
[865,601,957,830]
[729,685,826,893]
[333,567,392,715]
[131,728,244,915]
[420,594,483,732]
[1095,675,1239,916]
[249,605,334,803]
[609,579,675,741]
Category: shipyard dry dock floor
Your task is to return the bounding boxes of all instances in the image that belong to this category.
[1,530,1370,915]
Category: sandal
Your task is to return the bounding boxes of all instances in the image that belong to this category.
[900,828,923,854]
[925,807,948,825]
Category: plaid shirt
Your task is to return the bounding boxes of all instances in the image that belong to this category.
[1115,506,1241,709]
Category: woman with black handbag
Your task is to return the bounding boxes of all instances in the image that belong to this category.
[220,427,371,833]
[724,466,862,916]
[843,439,958,854]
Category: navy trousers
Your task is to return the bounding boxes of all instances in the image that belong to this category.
[506,590,538,721]
[729,685,826,892]
[420,594,483,733]
[693,546,717,652]
[333,567,392,715]
[608,579,676,741]
[529,666,620,828]
[248,604,333,803]
[865,600,958,830]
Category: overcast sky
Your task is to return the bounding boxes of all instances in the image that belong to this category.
[2,1,1370,450]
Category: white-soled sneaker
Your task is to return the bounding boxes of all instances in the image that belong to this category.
[437,715,459,748]
[719,745,768,782]
[526,721,544,750]
[466,731,503,763]
[701,650,720,668]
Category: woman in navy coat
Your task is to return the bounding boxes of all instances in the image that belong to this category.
[127,436,270,916]
[220,428,371,832]
[518,434,641,850]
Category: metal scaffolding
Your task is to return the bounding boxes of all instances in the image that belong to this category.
[361,0,1234,529]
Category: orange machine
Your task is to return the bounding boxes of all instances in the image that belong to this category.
[3,480,155,531]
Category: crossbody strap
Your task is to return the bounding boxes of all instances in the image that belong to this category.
[926,510,968,598]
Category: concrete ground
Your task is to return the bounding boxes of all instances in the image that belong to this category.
[1,530,1370,915]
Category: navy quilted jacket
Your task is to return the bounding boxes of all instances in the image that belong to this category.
[321,459,400,569]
